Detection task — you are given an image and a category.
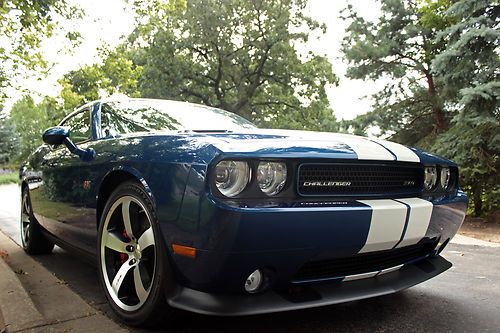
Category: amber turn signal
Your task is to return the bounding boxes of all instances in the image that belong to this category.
[172,244,197,258]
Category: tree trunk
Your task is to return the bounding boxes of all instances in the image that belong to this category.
[424,70,446,133]
[473,185,483,217]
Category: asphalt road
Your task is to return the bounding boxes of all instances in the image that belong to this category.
[1,184,499,332]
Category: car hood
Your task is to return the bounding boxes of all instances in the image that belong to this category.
[188,129,422,163]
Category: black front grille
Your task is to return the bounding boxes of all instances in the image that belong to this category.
[298,163,423,196]
[293,242,436,282]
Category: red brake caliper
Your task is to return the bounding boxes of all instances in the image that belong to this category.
[119,230,129,264]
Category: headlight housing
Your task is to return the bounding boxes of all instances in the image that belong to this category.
[424,166,437,190]
[257,162,287,196]
[214,160,250,197]
[423,165,457,198]
[440,167,451,189]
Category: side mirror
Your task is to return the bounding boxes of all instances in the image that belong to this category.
[42,126,70,145]
[42,126,95,162]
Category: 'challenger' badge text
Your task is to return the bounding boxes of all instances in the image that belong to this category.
[303,181,352,187]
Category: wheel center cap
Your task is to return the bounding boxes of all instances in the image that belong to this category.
[134,244,142,260]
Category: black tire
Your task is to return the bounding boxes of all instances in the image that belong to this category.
[20,187,54,255]
[97,181,175,327]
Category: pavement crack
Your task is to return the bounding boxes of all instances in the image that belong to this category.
[10,313,99,333]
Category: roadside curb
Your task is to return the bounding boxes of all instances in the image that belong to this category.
[452,234,500,248]
[0,244,45,332]
[0,231,129,333]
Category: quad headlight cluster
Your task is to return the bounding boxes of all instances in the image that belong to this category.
[214,160,251,197]
[423,165,454,192]
[257,162,287,196]
[214,160,288,197]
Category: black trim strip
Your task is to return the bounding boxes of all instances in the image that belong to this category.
[368,139,398,160]
[392,199,411,249]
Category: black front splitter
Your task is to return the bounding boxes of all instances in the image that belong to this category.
[167,255,451,316]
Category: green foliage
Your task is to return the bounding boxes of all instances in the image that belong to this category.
[0,172,18,185]
[0,114,20,163]
[0,0,83,101]
[8,95,61,162]
[59,49,143,110]
[124,0,338,131]
[5,0,341,170]
[341,0,453,143]
[431,0,499,217]
[342,0,499,217]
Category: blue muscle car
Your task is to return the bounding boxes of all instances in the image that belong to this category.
[20,98,468,326]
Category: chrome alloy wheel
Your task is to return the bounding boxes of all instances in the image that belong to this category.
[100,195,156,312]
[20,191,32,247]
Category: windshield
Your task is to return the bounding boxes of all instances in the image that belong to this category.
[101,99,256,135]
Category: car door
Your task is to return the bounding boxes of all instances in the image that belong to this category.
[35,106,99,255]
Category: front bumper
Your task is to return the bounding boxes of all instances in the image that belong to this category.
[160,190,467,314]
[167,255,451,316]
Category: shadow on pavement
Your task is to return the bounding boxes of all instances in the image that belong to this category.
[31,247,478,333]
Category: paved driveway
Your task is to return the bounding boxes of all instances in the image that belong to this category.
[1,184,499,332]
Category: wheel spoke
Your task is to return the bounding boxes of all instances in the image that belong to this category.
[112,260,133,295]
[121,199,134,239]
[138,227,154,250]
[23,195,30,214]
[24,223,30,241]
[102,194,157,310]
[104,231,128,253]
[21,213,29,224]
[133,265,148,303]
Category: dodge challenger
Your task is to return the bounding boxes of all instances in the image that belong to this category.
[19,98,468,326]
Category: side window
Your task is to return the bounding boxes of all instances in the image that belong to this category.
[63,109,91,143]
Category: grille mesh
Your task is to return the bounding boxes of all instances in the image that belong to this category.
[298,163,423,196]
[293,242,436,282]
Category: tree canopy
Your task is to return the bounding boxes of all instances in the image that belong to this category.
[0,114,20,164]
[0,0,82,101]
[341,0,454,146]
[8,95,58,161]
[342,0,499,216]
[431,0,499,216]
[65,0,339,131]
[59,49,143,110]
[1,0,498,218]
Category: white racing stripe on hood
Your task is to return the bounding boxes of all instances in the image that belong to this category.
[370,139,420,162]
[212,139,354,153]
[357,200,408,253]
[202,130,420,162]
[395,198,433,248]
[341,137,395,161]
[300,132,418,162]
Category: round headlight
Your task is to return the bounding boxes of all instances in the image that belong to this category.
[257,162,287,196]
[424,166,437,190]
[440,167,450,189]
[215,160,250,197]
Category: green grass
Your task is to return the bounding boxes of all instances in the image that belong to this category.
[0,172,18,185]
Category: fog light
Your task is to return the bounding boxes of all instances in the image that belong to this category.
[245,269,263,293]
